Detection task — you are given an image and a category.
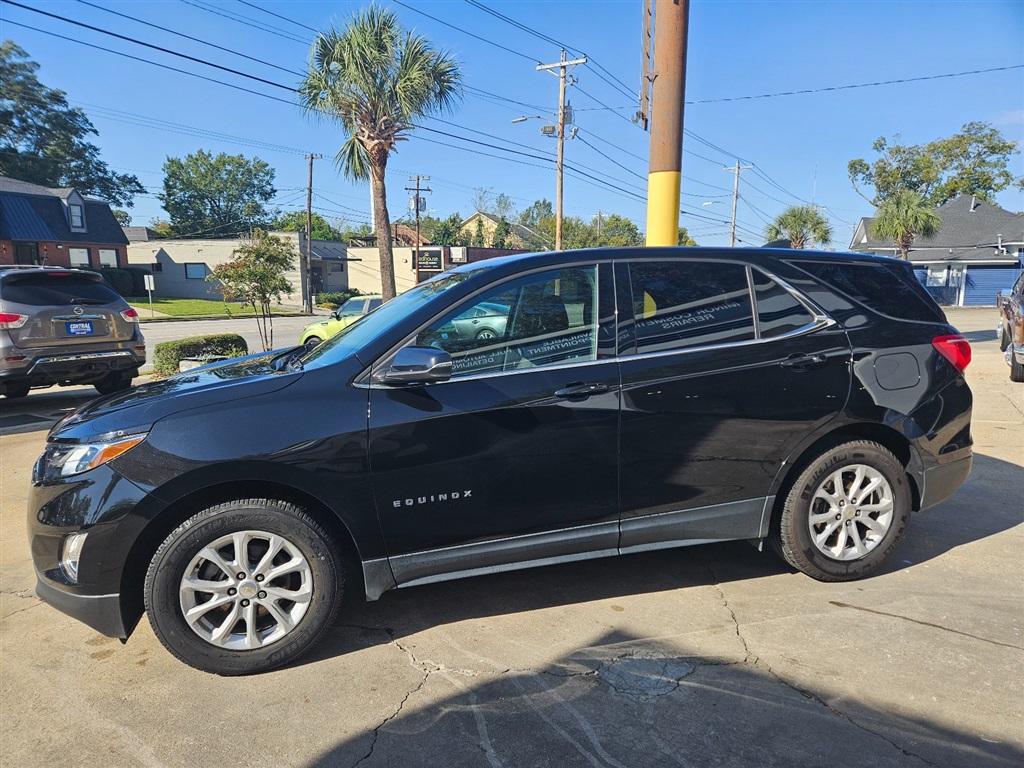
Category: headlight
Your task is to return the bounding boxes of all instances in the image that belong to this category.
[37,434,147,482]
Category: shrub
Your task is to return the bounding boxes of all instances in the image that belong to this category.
[123,266,153,296]
[316,289,361,307]
[153,333,248,376]
[92,267,134,297]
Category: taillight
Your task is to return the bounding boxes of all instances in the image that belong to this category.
[0,312,28,329]
[933,334,971,372]
[120,308,139,323]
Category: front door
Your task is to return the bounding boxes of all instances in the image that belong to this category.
[368,263,620,586]
[14,242,38,265]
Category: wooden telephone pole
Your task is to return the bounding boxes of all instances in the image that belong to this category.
[303,153,321,313]
[538,50,586,250]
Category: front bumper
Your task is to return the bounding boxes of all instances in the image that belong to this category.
[35,569,128,638]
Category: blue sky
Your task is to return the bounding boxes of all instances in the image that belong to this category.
[2,0,1022,248]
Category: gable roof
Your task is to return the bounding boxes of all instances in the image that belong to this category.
[850,196,1024,262]
[0,176,128,245]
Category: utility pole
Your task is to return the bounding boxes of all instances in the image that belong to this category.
[405,175,431,283]
[645,0,690,247]
[538,50,586,251]
[725,161,753,247]
[304,153,322,313]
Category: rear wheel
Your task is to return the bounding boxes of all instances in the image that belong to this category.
[144,499,344,675]
[2,383,30,398]
[771,440,911,581]
[95,371,133,395]
[1011,348,1024,382]
[303,335,323,351]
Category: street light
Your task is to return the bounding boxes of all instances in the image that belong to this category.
[512,113,568,250]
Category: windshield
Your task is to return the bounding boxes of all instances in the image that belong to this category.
[301,268,487,367]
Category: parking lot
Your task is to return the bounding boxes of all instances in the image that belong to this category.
[1,306,1021,768]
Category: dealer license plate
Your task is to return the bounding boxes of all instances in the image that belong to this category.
[66,321,94,336]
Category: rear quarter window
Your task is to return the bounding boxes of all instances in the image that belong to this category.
[789,260,945,324]
[1,274,122,306]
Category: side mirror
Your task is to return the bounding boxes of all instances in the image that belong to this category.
[381,346,452,384]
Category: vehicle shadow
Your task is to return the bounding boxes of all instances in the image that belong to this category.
[300,628,1023,768]
[0,388,100,435]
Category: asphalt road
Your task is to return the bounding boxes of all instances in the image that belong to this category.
[1,307,1021,768]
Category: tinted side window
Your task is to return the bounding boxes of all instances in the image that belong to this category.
[1,275,121,306]
[793,261,945,323]
[416,265,601,378]
[628,262,754,353]
[751,270,816,338]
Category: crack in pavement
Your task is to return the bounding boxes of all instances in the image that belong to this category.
[829,601,1024,651]
[699,557,940,768]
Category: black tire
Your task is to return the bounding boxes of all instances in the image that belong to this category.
[303,336,323,351]
[2,383,30,398]
[770,440,911,582]
[999,326,1011,352]
[144,499,343,675]
[1011,349,1024,383]
[95,371,133,396]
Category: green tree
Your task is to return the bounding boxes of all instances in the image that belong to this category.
[848,122,1022,206]
[0,41,144,206]
[678,227,698,246]
[299,6,462,301]
[272,210,343,240]
[597,214,643,247]
[491,217,512,249]
[149,218,176,239]
[764,206,833,250]
[208,229,295,351]
[425,213,468,246]
[519,199,553,229]
[472,219,486,248]
[111,209,131,227]
[159,150,276,238]
[871,190,942,260]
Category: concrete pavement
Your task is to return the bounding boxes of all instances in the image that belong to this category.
[0,307,1021,768]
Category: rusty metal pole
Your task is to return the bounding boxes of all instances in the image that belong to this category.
[645,0,689,246]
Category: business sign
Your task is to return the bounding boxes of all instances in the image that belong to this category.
[417,250,442,271]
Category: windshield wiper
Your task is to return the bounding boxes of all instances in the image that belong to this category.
[272,346,305,372]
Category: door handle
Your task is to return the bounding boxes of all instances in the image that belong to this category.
[780,353,827,370]
[555,382,609,399]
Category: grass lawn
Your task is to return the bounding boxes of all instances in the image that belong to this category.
[126,297,299,319]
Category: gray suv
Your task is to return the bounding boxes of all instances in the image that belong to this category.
[0,266,146,398]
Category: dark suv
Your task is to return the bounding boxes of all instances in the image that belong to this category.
[28,247,973,675]
[1,266,146,397]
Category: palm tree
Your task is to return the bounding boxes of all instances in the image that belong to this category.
[871,190,942,260]
[764,206,833,249]
[299,6,462,301]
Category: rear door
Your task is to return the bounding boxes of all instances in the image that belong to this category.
[1,272,134,349]
[616,258,851,552]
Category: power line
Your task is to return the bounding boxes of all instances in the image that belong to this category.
[688,64,1024,104]
[392,0,540,64]
[179,0,307,45]
[576,134,646,182]
[74,0,305,78]
[3,0,295,92]
[236,0,317,34]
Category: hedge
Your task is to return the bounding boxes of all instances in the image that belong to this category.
[316,289,362,308]
[153,333,248,376]
[88,267,152,298]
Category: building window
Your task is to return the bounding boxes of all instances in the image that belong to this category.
[185,263,206,279]
[70,204,85,229]
[69,247,90,267]
[926,266,947,287]
[152,262,163,273]
[98,249,118,268]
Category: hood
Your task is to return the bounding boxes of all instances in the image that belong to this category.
[51,349,302,441]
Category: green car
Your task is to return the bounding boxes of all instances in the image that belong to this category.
[299,295,383,349]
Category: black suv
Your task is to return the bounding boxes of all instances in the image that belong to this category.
[1,266,146,397]
[28,247,973,674]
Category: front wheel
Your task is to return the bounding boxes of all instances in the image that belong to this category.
[771,440,911,582]
[144,499,343,675]
[1010,348,1024,382]
[303,335,323,351]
